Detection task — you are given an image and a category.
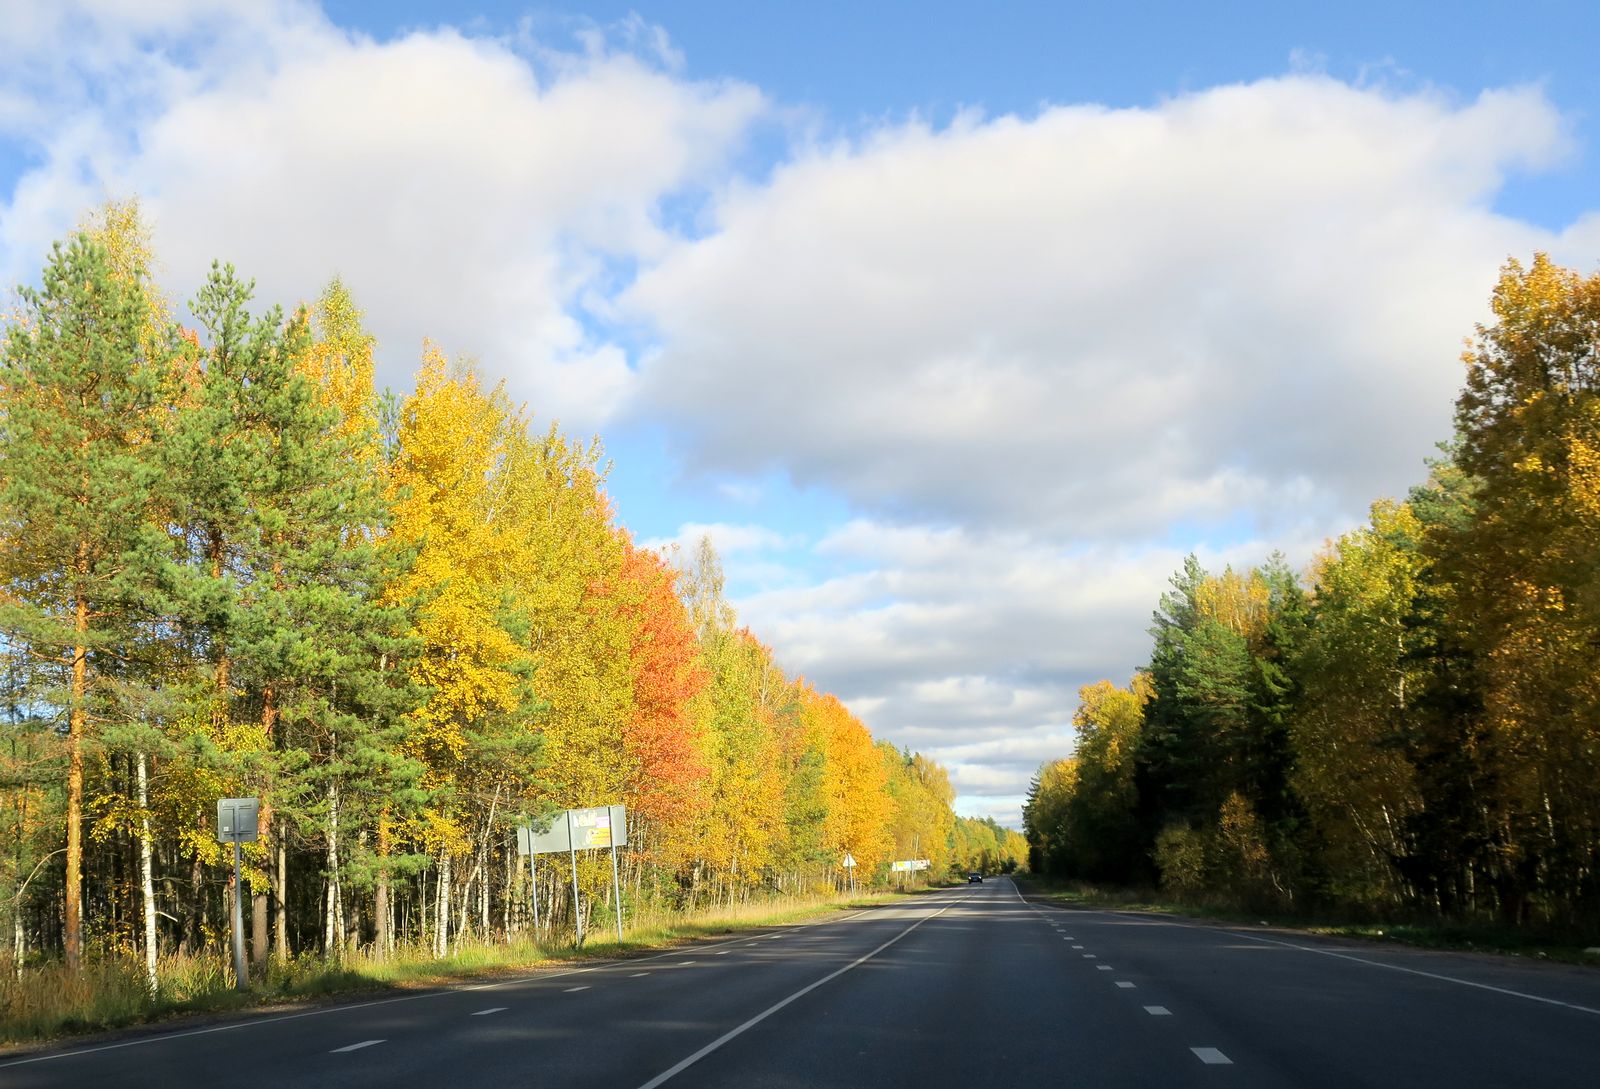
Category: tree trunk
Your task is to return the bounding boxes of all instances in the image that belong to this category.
[254,682,277,965]
[252,802,271,968]
[434,854,451,957]
[274,838,289,960]
[136,751,158,993]
[375,811,391,958]
[455,856,479,949]
[323,781,342,956]
[65,588,88,971]
[501,836,514,937]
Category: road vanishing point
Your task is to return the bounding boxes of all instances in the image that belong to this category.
[4,877,1598,1088]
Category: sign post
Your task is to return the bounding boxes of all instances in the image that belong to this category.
[516,826,541,934]
[518,805,628,947]
[567,810,582,946]
[216,798,258,992]
[608,812,624,942]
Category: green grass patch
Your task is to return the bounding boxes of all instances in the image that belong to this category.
[1013,875,1600,966]
[0,886,927,1049]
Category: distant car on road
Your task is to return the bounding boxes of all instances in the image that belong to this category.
[967,872,983,883]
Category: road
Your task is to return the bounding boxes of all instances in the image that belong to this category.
[4,877,1598,1088]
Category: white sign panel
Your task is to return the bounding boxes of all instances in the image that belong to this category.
[518,805,627,855]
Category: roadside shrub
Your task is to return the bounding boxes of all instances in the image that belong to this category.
[1154,823,1207,899]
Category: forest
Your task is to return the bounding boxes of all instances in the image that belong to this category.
[1026,253,1600,937]
[0,203,1025,988]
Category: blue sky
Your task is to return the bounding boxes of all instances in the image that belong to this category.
[316,0,1600,227]
[3,2,1599,825]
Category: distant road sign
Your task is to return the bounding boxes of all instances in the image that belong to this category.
[842,853,857,868]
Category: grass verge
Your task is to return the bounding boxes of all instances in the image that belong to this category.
[1012,875,1600,967]
[0,886,928,1049]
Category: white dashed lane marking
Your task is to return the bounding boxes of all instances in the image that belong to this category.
[565,986,590,993]
[331,1040,384,1053]
[1096,965,1112,971]
[471,1007,507,1016]
[1072,945,1084,949]
[1116,981,1135,989]
[1192,1048,1232,1065]
[1083,954,1097,959]
[1144,1006,1171,1016]
[630,972,650,977]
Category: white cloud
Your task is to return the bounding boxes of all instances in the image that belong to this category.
[625,76,1570,538]
[0,1,763,432]
[737,518,1337,821]
[643,521,793,557]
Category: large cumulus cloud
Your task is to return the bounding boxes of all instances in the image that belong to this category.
[624,78,1573,537]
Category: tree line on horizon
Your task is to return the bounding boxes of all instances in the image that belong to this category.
[0,203,1025,982]
[1026,252,1600,936]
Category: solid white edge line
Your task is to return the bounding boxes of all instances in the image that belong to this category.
[631,896,968,1089]
[331,1039,384,1053]
[1224,930,1600,1016]
[1013,879,1600,1020]
[0,896,915,1070]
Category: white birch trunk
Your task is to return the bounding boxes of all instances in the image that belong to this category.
[434,854,451,957]
[136,751,158,993]
[324,781,342,955]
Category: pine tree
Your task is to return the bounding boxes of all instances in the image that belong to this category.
[0,236,178,967]
[165,263,426,960]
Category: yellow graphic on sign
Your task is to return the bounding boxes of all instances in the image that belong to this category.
[573,811,615,848]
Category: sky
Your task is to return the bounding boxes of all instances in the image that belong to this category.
[4,0,1600,826]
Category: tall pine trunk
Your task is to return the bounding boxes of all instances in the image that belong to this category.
[65,584,88,971]
[374,811,391,958]
[252,680,276,965]
[275,839,289,960]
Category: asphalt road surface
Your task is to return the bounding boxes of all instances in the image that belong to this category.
[4,877,1598,1088]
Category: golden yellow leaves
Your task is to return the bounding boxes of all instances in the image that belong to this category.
[384,346,530,777]
[1195,567,1270,642]
[297,278,379,447]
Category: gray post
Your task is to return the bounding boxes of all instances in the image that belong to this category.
[230,839,247,991]
[609,815,623,943]
[528,847,539,935]
[567,810,582,946]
